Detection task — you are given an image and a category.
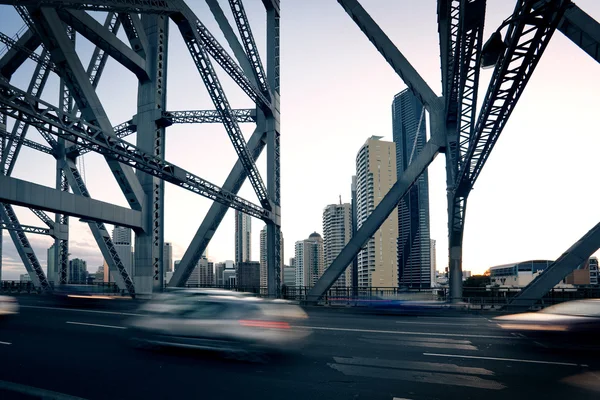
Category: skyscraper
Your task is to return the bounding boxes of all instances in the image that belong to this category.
[323,201,352,287]
[237,261,261,291]
[187,254,214,286]
[235,210,252,264]
[112,226,134,279]
[163,242,173,273]
[356,136,398,287]
[68,258,87,284]
[294,232,324,287]
[260,225,267,287]
[430,239,437,287]
[392,89,431,288]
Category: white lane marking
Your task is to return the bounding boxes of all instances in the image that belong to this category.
[423,353,589,367]
[396,321,481,327]
[0,341,11,345]
[328,363,506,390]
[66,321,127,330]
[0,379,86,400]
[334,356,495,376]
[360,338,478,351]
[296,325,520,339]
[21,305,141,316]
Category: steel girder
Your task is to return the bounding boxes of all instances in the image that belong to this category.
[171,3,272,111]
[118,13,148,57]
[25,7,147,212]
[0,81,273,221]
[266,4,281,297]
[0,29,42,79]
[0,204,50,290]
[30,208,54,228]
[205,0,256,84]
[456,0,569,196]
[509,221,600,309]
[0,1,181,14]
[134,14,168,295]
[535,0,600,64]
[228,0,271,97]
[171,8,270,210]
[168,127,266,287]
[59,158,136,296]
[56,9,149,81]
[0,220,67,238]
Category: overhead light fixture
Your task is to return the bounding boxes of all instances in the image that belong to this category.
[481,31,507,69]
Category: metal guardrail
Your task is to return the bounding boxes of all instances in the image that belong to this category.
[0,281,124,295]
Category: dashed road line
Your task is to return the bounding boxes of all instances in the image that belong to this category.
[423,352,588,367]
[66,321,127,330]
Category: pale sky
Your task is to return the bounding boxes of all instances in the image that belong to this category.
[1,0,599,281]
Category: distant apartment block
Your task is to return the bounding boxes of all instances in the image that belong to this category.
[323,201,352,287]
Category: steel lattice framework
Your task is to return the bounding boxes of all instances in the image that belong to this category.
[0,0,598,303]
[0,0,281,297]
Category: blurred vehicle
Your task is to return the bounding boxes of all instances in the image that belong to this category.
[128,293,311,359]
[0,295,19,316]
[138,288,252,315]
[494,299,600,335]
[51,284,124,308]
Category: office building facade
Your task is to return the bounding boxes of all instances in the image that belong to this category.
[294,232,324,287]
[260,226,267,288]
[68,258,87,284]
[47,243,57,283]
[355,136,398,287]
[237,261,261,290]
[112,226,134,279]
[323,202,352,287]
[187,255,214,287]
[392,89,432,288]
[235,210,252,264]
[163,242,173,273]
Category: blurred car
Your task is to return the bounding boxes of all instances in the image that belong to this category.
[0,295,19,316]
[127,293,311,359]
[494,299,600,335]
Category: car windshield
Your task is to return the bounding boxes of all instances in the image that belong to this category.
[539,300,600,317]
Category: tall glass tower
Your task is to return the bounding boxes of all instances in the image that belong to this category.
[392,89,431,288]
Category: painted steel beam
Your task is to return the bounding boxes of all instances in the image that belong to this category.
[170,4,272,111]
[84,12,122,90]
[0,204,50,290]
[509,221,600,309]
[30,208,54,228]
[168,127,267,287]
[60,158,135,296]
[163,109,257,124]
[205,0,256,85]
[29,7,145,211]
[1,49,51,176]
[56,9,149,81]
[229,0,271,97]
[535,0,600,63]
[307,138,444,303]
[0,174,144,230]
[118,13,148,57]
[172,13,270,209]
[261,0,280,13]
[0,1,180,14]
[266,5,281,296]
[0,80,274,221]
[338,0,443,114]
[0,220,67,239]
[0,29,42,79]
[456,0,568,195]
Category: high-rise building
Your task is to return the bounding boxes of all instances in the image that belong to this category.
[237,261,261,290]
[430,239,437,287]
[112,226,134,279]
[215,262,226,286]
[260,226,267,287]
[323,201,352,287]
[47,243,56,283]
[294,232,324,287]
[356,136,398,287]
[283,265,296,286]
[351,175,358,289]
[392,89,431,288]
[187,254,214,286]
[103,259,110,283]
[235,210,252,264]
[68,258,87,284]
[223,268,236,288]
[163,242,173,273]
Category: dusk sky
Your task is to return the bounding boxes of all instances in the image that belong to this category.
[1,0,599,281]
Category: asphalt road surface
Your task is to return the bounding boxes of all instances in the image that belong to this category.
[0,298,599,400]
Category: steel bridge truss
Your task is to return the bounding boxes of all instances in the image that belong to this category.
[307,0,599,303]
[0,0,281,297]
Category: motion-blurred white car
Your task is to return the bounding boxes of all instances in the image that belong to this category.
[0,295,19,316]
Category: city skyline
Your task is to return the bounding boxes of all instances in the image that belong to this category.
[1,1,600,282]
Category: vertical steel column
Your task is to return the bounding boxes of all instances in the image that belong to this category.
[265,4,281,298]
[0,111,4,282]
[54,24,75,285]
[134,14,168,296]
